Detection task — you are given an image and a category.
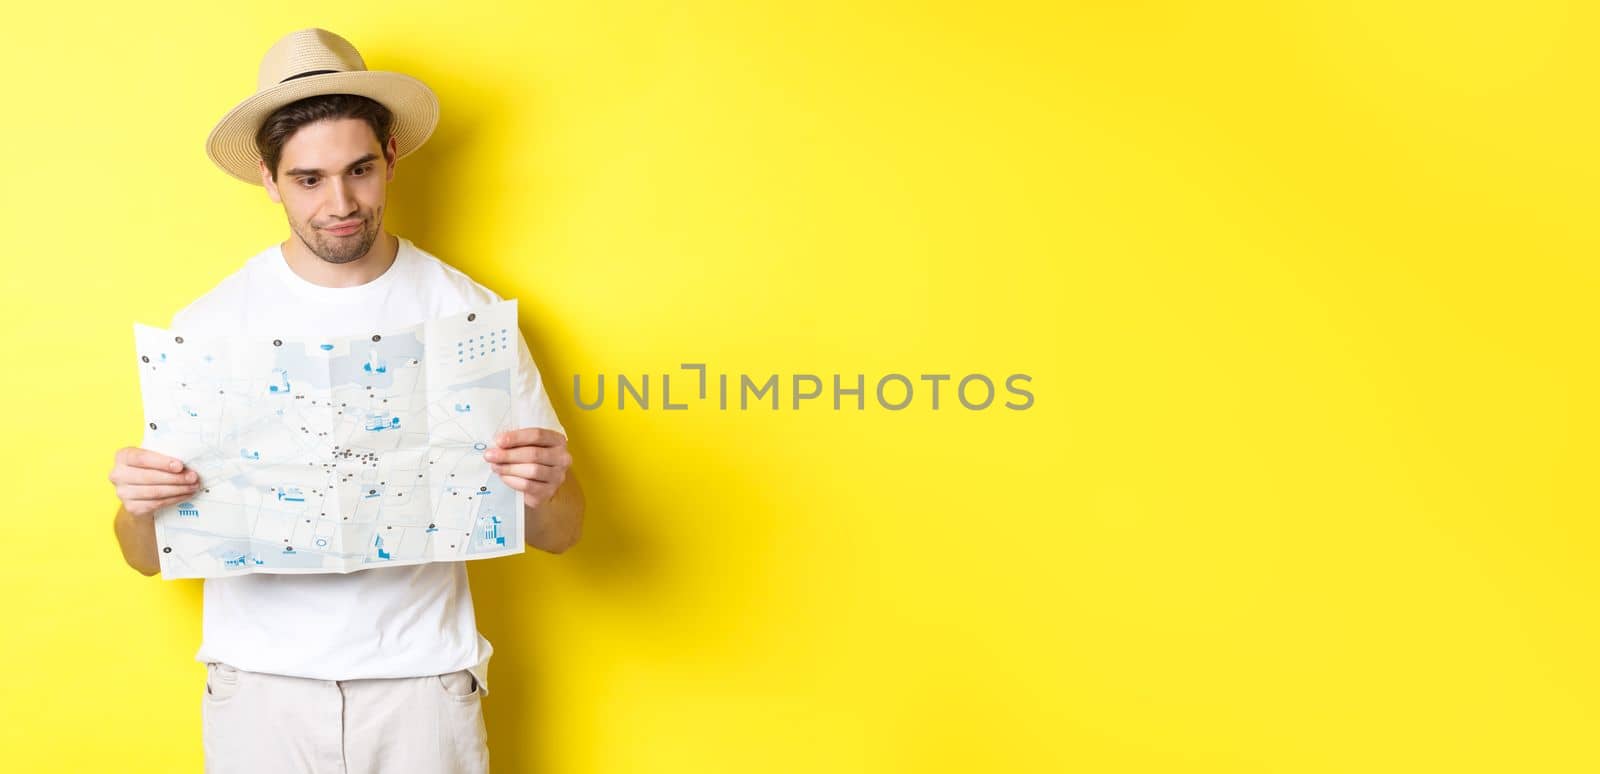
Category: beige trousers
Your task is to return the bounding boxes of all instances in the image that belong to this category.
[201,662,490,773]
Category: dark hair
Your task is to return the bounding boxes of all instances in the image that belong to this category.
[255,93,394,181]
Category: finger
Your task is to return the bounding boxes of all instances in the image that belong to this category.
[483,445,568,466]
[121,482,201,502]
[116,467,200,486]
[128,493,196,517]
[121,483,202,501]
[124,447,187,473]
[144,492,196,509]
[492,462,562,483]
[494,427,566,449]
[497,473,536,493]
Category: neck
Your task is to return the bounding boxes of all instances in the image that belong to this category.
[281,230,399,289]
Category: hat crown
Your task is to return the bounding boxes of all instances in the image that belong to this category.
[256,28,368,92]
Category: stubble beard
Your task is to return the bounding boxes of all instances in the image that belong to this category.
[293,206,382,265]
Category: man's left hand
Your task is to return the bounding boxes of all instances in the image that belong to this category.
[483,427,571,510]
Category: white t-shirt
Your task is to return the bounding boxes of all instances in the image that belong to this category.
[167,235,567,696]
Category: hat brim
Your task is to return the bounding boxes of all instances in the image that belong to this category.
[206,70,439,186]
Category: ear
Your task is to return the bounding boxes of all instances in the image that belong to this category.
[260,159,282,204]
[385,134,399,183]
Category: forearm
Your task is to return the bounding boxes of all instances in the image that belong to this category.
[525,468,584,554]
[113,505,161,576]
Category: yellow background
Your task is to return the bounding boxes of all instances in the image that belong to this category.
[1,1,1594,771]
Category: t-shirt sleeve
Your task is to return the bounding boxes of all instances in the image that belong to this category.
[510,327,567,441]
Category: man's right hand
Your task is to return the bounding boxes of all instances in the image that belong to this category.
[109,446,201,517]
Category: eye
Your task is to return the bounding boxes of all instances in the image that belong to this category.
[298,177,318,188]
[352,165,371,176]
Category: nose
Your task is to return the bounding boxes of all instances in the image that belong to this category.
[327,176,358,219]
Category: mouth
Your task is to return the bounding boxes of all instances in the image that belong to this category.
[324,220,363,236]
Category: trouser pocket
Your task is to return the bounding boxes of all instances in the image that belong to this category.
[436,668,480,701]
[205,662,243,701]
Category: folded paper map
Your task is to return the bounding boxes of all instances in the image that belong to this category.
[134,300,527,579]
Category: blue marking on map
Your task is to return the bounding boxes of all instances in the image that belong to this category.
[478,513,506,547]
[331,333,424,389]
[364,411,401,432]
[222,551,264,568]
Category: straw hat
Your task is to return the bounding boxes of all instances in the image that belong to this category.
[205,28,439,186]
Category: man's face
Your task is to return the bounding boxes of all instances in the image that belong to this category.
[261,118,398,264]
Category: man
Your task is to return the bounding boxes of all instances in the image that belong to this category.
[106,28,584,773]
